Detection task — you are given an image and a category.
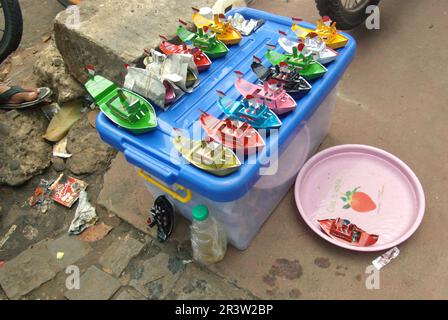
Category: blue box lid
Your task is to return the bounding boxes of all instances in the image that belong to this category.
[96,7,356,202]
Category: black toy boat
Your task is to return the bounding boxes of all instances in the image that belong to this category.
[251,57,312,100]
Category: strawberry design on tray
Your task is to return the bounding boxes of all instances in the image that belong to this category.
[341,187,376,212]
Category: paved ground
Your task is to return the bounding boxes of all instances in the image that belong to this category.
[1,0,447,300]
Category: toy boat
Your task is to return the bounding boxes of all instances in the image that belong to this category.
[291,16,348,50]
[85,66,157,134]
[199,111,265,154]
[234,72,296,115]
[143,48,199,94]
[124,63,177,109]
[159,36,212,72]
[177,22,229,59]
[192,10,242,45]
[173,133,241,176]
[266,44,327,80]
[217,92,282,129]
[278,31,339,65]
[227,12,265,36]
[251,57,312,100]
[318,218,379,247]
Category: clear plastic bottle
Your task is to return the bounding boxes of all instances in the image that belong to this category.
[191,205,227,264]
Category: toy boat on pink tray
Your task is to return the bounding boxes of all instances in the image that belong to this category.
[199,111,265,154]
[319,218,379,247]
[278,31,339,65]
[159,35,212,72]
[234,71,296,115]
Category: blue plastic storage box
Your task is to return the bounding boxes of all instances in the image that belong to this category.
[96,8,356,250]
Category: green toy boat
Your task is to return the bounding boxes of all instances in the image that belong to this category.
[177,21,228,59]
[173,133,241,176]
[84,66,157,134]
[266,44,327,80]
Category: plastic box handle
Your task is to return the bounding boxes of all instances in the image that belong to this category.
[138,169,192,204]
[123,144,178,185]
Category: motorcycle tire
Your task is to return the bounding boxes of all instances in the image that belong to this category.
[0,0,23,63]
[315,0,380,30]
[57,0,81,7]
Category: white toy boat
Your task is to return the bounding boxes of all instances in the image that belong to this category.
[278,31,339,65]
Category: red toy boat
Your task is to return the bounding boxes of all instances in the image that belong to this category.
[234,71,297,115]
[199,111,265,154]
[159,35,212,72]
[318,218,379,247]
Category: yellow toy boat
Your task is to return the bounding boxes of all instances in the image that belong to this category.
[291,16,348,50]
[192,9,242,45]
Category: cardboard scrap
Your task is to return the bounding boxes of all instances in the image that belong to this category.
[53,137,72,158]
[51,175,88,208]
[78,222,113,242]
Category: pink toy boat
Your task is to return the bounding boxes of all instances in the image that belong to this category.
[234,71,297,115]
[199,111,265,154]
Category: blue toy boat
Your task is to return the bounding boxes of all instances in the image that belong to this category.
[216,91,282,129]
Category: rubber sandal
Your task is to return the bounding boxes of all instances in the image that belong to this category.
[0,86,52,109]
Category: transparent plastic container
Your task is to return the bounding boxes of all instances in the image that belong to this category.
[96,8,356,250]
[191,205,227,264]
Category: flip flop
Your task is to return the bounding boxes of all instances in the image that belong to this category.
[0,86,52,109]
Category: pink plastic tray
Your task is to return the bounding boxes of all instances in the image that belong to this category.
[294,145,425,252]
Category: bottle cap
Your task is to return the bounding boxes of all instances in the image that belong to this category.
[192,205,209,221]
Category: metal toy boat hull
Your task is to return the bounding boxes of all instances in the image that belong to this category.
[217,96,282,129]
[177,25,229,59]
[85,75,157,134]
[251,62,312,99]
[278,37,339,65]
[192,12,242,45]
[291,24,348,50]
[199,111,265,154]
[235,77,296,115]
[173,135,241,176]
[159,41,212,71]
[319,218,379,247]
[266,49,327,80]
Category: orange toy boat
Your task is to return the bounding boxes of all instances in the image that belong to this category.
[291,16,348,50]
[199,111,265,154]
[192,9,242,45]
[159,35,212,72]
